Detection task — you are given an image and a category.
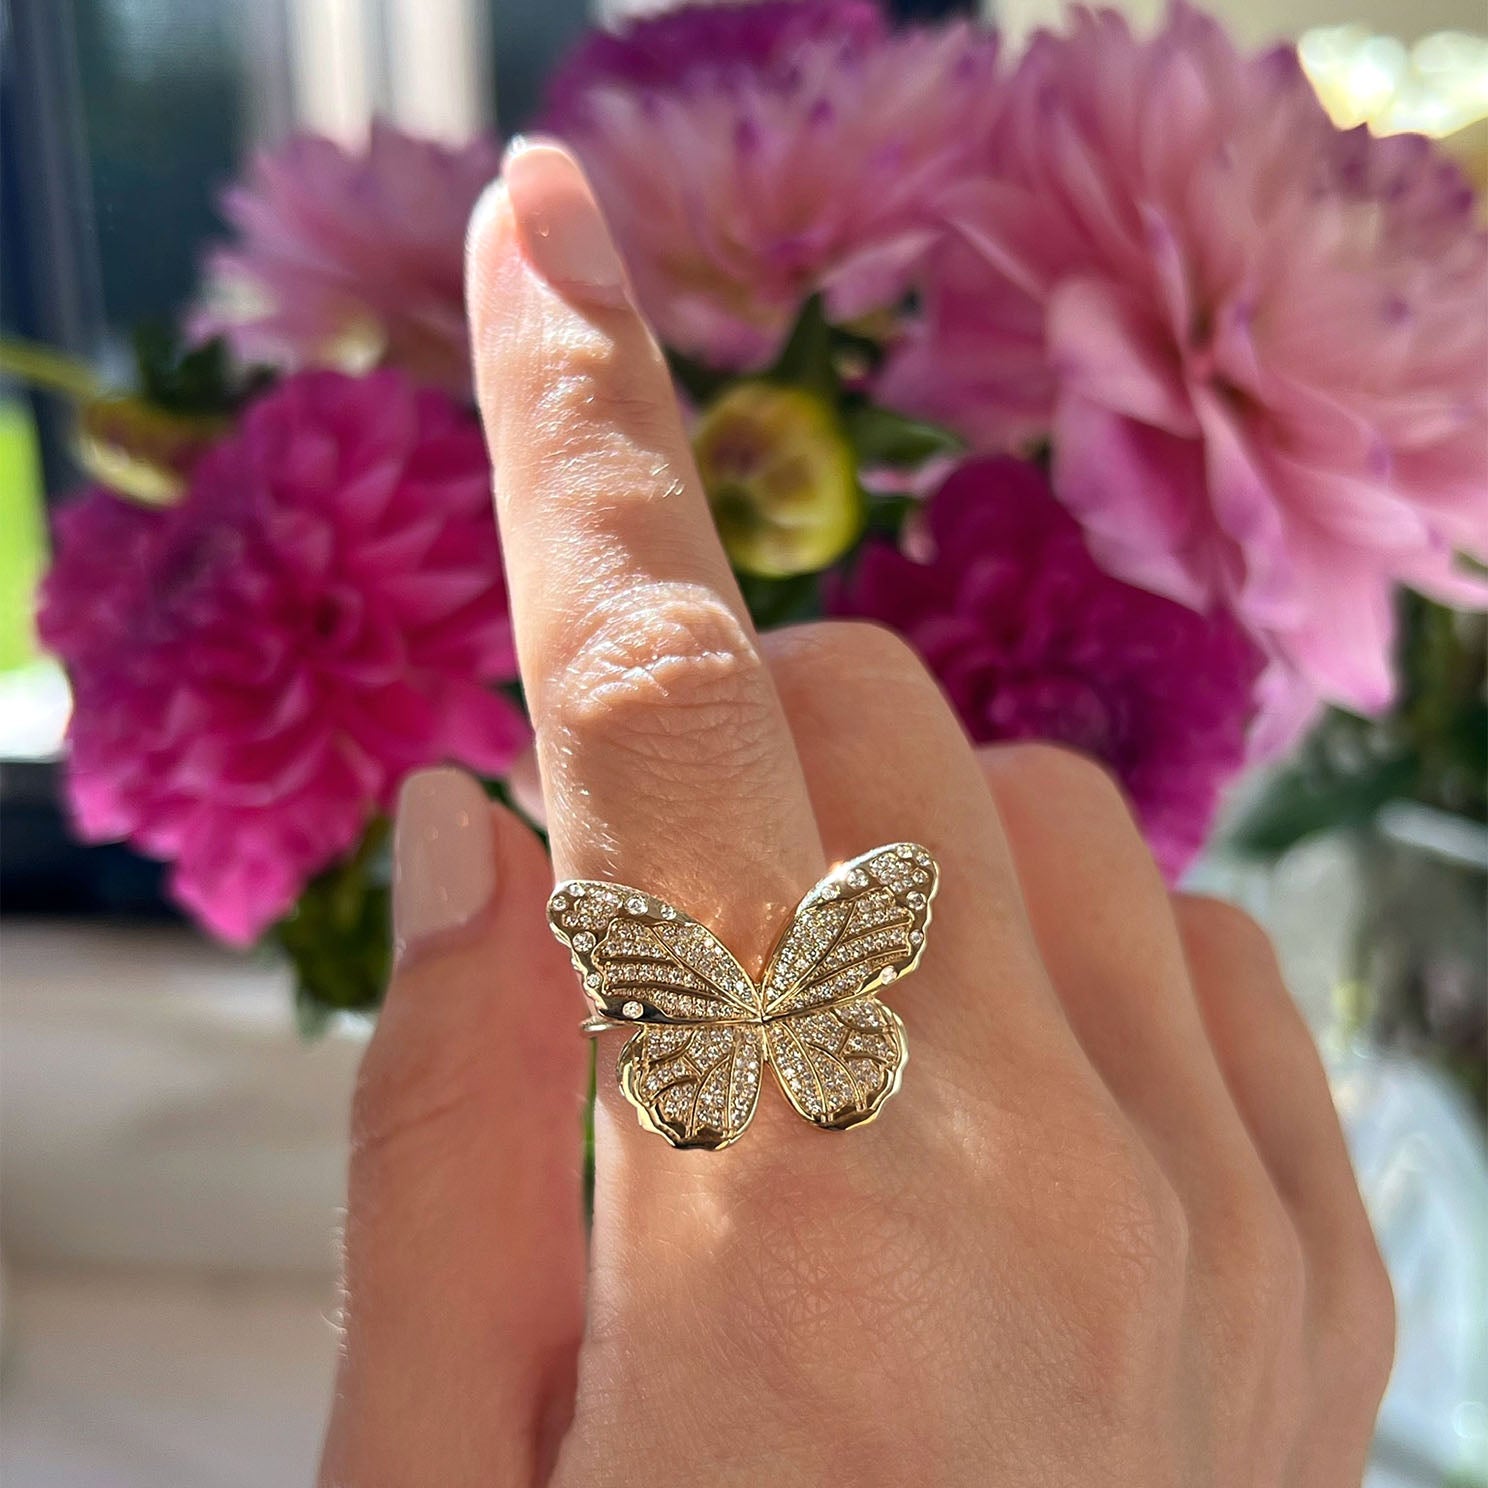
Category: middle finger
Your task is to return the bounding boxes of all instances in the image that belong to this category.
[468,141,825,957]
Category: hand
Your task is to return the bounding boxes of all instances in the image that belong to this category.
[317,142,1393,1488]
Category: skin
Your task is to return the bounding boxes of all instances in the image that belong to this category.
[317,142,1394,1488]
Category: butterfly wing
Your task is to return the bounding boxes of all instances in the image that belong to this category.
[547,881,761,1024]
[617,1022,766,1151]
[548,881,766,1150]
[765,999,906,1130]
[759,843,937,1129]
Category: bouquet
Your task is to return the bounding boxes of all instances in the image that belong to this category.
[31,2,1487,1023]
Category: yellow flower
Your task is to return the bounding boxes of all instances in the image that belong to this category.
[693,382,861,579]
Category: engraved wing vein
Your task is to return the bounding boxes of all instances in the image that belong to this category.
[547,884,758,1023]
[603,927,745,1017]
[761,845,936,1019]
[619,1022,765,1151]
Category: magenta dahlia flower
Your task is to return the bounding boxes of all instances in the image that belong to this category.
[880,4,1488,713]
[39,370,526,944]
[192,124,501,394]
[544,0,1000,369]
[831,457,1265,879]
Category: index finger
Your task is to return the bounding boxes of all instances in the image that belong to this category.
[466,141,824,961]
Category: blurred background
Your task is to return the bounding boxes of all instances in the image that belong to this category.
[1,1,1484,1484]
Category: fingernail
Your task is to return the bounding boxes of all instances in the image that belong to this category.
[393,766,496,959]
[502,139,629,307]
[466,176,510,251]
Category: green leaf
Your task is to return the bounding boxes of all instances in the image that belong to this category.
[735,569,825,628]
[294,983,336,1041]
[582,1042,597,1226]
[275,817,392,1022]
[665,347,733,407]
[1228,749,1421,858]
[843,402,963,468]
[861,490,918,539]
[764,294,837,399]
[133,323,268,417]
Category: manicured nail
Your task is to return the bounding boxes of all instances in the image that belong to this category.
[393,766,495,959]
[502,139,629,306]
[467,175,510,250]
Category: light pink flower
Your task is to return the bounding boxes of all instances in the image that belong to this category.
[544,0,1001,369]
[193,124,501,394]
[881,4,1488,713]
[830,457,1265,879]
[39,370,526,944]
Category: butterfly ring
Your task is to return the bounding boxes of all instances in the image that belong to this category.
[547,843,938,1151]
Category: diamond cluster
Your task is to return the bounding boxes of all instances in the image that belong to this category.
[761,844,933,1018]
[599,917,755,1020]
[767,1002,900,1123]
[549,843,935,1147]
[868,844,935,895]
[627,1023,762,1141]
[551,888,756,1021]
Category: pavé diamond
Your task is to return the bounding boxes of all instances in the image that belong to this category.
[553,844,936,1148]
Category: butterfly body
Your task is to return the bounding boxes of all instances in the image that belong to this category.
[548,843,938,1150]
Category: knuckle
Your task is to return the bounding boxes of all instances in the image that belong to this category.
[349,1035,466,1173]
[345,963,489,1172]
[1225,1182,1308,1333]
[1054,1108,1192,1328]
[1331,1227,1398,1396]
[524,321,678,475]
[986,740,1135,824]
[1175,894,1279,971]
[1097,1162,1191,1301]
[542,585,775,769]
[767,619,931,691]
[1072,1190,1189,1411]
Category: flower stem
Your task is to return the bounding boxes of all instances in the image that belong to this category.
[0,338,101,403]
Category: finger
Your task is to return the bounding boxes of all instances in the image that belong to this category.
[760,620,1201,1458]
[466,141,823,962]
[1175,896,1396,1488]
[320,768,586,1488]
[979,743,1306,1477]
[760,621,1078,1086]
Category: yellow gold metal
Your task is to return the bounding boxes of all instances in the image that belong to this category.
[547,843,938,1151]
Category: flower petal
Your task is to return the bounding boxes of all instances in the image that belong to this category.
[1047,276,1198,435]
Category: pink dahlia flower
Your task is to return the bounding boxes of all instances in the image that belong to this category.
[192,124,501,394]
[880,4,1488,713]
[544,0,1000,369]
[830,457,1265,879]
[39,370,526,944]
